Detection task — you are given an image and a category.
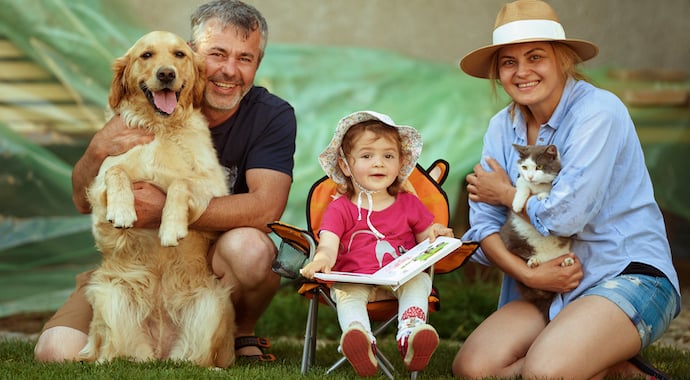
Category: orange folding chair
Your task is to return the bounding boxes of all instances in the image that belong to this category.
[269,159,478,378]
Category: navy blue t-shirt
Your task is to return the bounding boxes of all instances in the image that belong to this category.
[210,86,296,194]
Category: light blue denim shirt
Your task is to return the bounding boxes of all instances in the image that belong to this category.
[463,78,681,319]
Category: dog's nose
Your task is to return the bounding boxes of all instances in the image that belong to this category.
[157,68,176,84]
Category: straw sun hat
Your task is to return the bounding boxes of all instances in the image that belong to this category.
[460,0,599,78]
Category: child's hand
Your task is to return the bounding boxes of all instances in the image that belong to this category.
[426,223,454,242]
[300,257,332,279]
[300,231,339,279]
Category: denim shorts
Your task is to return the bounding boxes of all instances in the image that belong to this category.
[580,274,679,348]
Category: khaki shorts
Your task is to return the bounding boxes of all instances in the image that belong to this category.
[41,270,94,334]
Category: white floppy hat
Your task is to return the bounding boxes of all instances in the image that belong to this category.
[319,111,422,187]
[460,0,598,79]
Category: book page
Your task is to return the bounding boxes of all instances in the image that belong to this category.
[313,236,462,286]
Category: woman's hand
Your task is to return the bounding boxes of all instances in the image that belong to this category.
[520,253,583,293]
[466,157,515,208]
[482,235,582,293]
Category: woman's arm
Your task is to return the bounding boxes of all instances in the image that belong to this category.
[481,233,582,293]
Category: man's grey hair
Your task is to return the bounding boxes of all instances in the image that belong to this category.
[190,0,268,60]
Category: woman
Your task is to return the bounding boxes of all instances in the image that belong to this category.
[452,1,680,379]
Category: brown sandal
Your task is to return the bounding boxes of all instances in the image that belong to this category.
[235,336,276,362]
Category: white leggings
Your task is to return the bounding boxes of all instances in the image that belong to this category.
[330,272,432,337]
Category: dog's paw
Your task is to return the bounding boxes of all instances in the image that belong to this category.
[526,257,541,268]
[561,257,575,267]
[107,205,137,228]
[159,223,188,246]
[78,344,97,362]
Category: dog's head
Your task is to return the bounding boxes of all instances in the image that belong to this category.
[109,31,206,117]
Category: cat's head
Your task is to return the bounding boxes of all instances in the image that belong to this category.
[512,144,561,184]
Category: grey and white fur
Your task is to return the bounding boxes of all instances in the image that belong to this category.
[499,144,572,319]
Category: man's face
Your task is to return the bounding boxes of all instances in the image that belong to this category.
[194,18,262,117]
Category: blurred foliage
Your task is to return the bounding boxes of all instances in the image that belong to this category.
[0,0,143,105]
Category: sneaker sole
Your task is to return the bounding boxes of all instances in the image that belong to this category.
[404,327,439,372]
[341,328,378,377]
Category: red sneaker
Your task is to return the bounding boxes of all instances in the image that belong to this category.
[397,323,439,372]
[340,325,378,377]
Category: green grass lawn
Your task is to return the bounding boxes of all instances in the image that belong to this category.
[1,336,686,379]
[1,269,687,379]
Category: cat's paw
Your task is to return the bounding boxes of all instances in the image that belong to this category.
[511,200,524,213]
[561,257,575,267]
[526,257,541,268]
[536,192,549,200]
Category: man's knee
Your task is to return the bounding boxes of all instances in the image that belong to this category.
[34,326,87,362]
[214,228,276,268]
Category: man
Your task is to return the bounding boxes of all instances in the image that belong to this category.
[34,0,296,362]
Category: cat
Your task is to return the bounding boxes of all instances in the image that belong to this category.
[499,144,572,319]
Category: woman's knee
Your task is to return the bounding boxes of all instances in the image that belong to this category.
[452,344,496,378]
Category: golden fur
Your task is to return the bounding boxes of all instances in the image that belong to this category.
[78,31,235,367]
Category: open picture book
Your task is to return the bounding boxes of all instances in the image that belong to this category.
[313,236,464,288]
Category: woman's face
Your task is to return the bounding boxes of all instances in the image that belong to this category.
[497,42,565,120]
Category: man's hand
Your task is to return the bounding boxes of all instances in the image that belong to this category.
[466,157,515,208]
[72,116,154,213]
[132,182,165,229]
[88,116,155,162]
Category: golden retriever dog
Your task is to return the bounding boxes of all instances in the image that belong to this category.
[78,31,234,367]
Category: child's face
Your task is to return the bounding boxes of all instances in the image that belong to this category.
[339,130,402,194]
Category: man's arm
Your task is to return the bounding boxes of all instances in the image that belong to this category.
[71,116,154,213]
[190,168,291,232]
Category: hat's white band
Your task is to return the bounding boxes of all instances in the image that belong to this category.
[493,19,565,45]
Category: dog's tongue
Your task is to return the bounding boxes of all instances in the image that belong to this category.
[153,90,177,114]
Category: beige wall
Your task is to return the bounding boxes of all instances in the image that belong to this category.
[125,0,690,70]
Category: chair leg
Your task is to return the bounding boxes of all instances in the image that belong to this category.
[376,351,396,380]
[325,355,348,375]
[301,289,320,374]
[326,340,395,380]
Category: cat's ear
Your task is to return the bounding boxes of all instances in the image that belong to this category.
[546,145,558,158]
[513,144,527,158]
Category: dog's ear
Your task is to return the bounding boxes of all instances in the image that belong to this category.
[108,54,130,110]
[192,52,206,108]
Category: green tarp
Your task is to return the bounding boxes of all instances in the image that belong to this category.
[1,0,688,317]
